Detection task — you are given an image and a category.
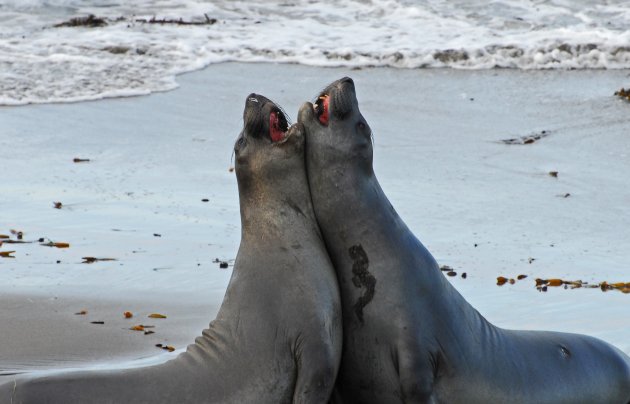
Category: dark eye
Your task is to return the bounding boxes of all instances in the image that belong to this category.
[358,122,366,130]
[235,136,246,150]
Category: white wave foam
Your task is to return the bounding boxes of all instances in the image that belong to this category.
[1,0,629,105]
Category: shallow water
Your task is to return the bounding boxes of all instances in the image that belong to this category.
[2,0,630,105]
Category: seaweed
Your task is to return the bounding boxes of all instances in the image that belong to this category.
[501,130,550,145]
[496,274,630,294]
[614,88,630,102]
[54,15,107,28]
[53,14,218,29]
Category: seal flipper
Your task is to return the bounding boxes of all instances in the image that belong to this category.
[397,348,439,404]
[292,340,338,404]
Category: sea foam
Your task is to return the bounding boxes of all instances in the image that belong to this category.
[1,0,629,105]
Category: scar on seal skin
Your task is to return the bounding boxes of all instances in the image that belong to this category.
[349,244,376,324]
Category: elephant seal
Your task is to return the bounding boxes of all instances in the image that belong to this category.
[298,77,630,403]
[0,94,342,404]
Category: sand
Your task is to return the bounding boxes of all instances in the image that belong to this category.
[1,63,629,375]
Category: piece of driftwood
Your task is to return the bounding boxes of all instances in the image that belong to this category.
[135,14,217,25]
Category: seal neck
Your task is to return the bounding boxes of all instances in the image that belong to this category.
[311,168,412,250]
[237,176,317,243]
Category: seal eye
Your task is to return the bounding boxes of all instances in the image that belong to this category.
[358,121,366,130]
[236,136,246,149]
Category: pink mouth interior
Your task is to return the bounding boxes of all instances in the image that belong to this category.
[269,111,286,142]
[318,95,329,125]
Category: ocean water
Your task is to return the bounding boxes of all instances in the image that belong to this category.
[1,0,630,105]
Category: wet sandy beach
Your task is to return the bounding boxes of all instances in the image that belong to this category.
[1,63,629,375]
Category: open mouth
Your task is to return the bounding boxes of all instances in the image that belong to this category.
[269,108,289,142]
[313,94,329,125]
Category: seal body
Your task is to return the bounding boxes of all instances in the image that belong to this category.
[0,94,342,404]
[299,77,630,404]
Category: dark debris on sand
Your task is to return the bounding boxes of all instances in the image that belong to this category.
[614,88,630,102]
[501,130,550,145]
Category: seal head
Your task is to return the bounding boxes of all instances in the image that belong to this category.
[298,78,373,174]
[236,94,307,215]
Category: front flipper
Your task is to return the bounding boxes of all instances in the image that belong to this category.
[292,336,339,404]
[398,346,439,404]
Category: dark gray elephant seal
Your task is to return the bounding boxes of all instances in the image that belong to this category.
[0,94,342,404]
[298,77,630,404]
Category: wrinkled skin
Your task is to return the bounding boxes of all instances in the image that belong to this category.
[0,94,342,404]
[299,77,630,404]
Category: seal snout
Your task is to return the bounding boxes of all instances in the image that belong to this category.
[338,77,354,86]
[246,93,261,105]
[331,77,356,120]
[311,77,356,125]
[243,94,291,143]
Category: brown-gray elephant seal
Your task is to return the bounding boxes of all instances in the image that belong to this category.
[0,94,342,404]
[298,77,630,403]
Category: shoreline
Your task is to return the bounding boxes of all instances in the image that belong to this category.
[4,62,630,109]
